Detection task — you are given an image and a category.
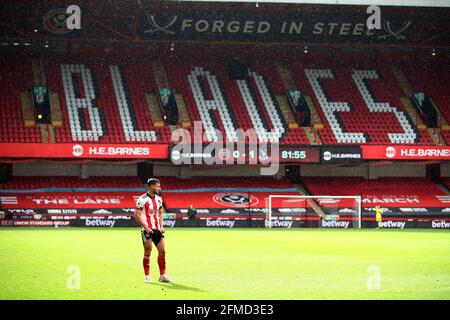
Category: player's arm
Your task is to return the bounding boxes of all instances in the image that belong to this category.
[159,206,165,234]
[134,207,151,233]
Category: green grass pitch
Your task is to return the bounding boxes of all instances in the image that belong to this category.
[0,228,449,300]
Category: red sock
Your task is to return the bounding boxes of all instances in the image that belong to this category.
[143,255,150,276]
[158,256,166,275]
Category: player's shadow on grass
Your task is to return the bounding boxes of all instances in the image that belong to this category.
[152,282,207,292]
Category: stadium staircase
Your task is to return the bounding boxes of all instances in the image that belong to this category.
[32,60,63,129]
[401,63,450,125]
[166,63,205,143]
[144,92,163,128]
[304,95,324,129]
[274,94,298,129]
[430,97,449,127]
[299,126,315,145]
[149,60,168,128]
[391,66,426,129]
[303,95,323,144]
[241,64,310,145]
[39,124,55,144]
[174,93,191,128]
[442,179,450,193]
[20,91,34,126]
[401,62,450,145]
[121,62,167,142]
[20,60,44,127]
[427,127,445,146]
[274,63,299,129]
[428,97,449,145]
[151,60,170,88]
[287,63,324,129]
[49,92,63,127]
[295,183,327,219]
[272,63,320,144]
[398,95,442,144]
[35,61,63,128]
[398,97,426,129]
[441,130,450,145]
[435,179,450,196]
[153,60,191,129]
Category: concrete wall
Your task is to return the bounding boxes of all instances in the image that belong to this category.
[13,162,137,177]
[441,162,450,177]
[368,164,426,179]
[11,162,434,178]
[153,165,180,177]
[84,163,137,176]
[153,164,280,178]
[300,165,368,177]
[13,162,81,176]
[299,163,427,178]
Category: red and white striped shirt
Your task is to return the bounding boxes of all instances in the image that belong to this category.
[136,193,164,231]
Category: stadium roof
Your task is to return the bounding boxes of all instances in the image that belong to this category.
[186,0,450,7]
[0,0,449,51]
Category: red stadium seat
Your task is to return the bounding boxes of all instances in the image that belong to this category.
[0,53,446,146]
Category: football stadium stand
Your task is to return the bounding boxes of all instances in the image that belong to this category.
[0,176,300,218]
[302,177,450,214]
[442,178,450,190]
[0,1,449,230]
[0,57,40,143]
[302,177,445,195]
[0,53,447,146]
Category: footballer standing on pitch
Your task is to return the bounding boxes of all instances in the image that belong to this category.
[375,205,383,229]
[134,178,172,283]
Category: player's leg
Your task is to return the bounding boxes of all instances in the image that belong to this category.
[142,230,153,283]
[156,238,172,282]
[378,220,383,229]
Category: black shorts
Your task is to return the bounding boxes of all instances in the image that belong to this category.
[141,229,165,246]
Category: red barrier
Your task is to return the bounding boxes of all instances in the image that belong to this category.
[362,145,450,160]
[1,192,448,209]
[0,143,169,159]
